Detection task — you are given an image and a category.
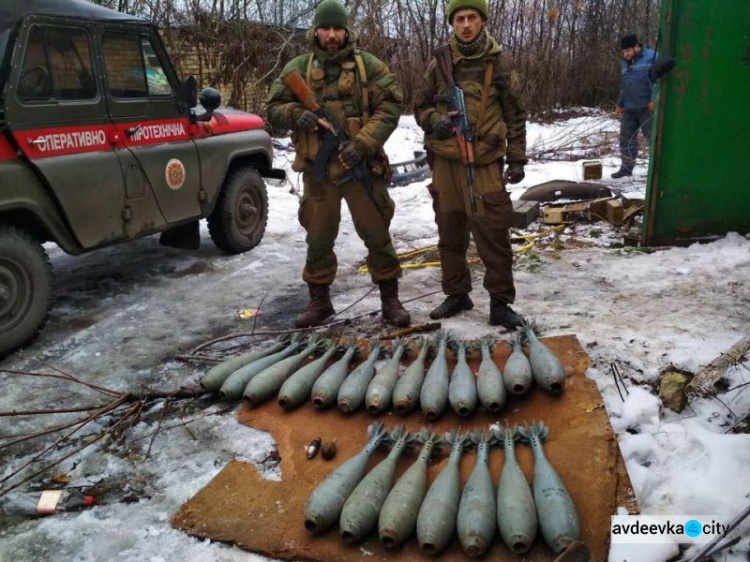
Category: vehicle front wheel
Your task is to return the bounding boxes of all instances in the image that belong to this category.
[208,167,269,254]
[0,226,53,358]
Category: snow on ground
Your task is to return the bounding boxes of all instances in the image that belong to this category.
[1,111,748,561]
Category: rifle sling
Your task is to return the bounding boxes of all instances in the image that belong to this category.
[434,44,494,137]
[306,54,314,86]
[435,45,455,88]
[354,53,370,125]
[479,61,494,130]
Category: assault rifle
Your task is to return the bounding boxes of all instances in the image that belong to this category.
[435,46,477,214]
[281,69,381,214]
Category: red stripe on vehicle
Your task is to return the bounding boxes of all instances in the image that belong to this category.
[0,136,17,161]
[13,124,114,159]
[113,118,191,146]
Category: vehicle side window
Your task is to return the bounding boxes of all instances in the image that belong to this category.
[103,32,148,99]
[103,32,173,99]
[141,38,173,97]
[18,26,96,102]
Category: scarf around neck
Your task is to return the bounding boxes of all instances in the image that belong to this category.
[454,26,488,57]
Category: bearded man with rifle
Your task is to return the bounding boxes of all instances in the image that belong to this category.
[266,0,409,328]
[414,0,528,329]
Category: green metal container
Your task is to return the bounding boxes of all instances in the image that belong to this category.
[643,0,750,245]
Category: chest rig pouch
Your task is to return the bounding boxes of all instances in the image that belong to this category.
[293,53,381,178]
[308,53,371,137]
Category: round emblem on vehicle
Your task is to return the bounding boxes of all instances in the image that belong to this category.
[165,159,186,190]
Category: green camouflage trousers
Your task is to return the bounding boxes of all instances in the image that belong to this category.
[429,157,516,304]
[298,174,401,285]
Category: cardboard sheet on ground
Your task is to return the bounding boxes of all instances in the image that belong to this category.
[172,335,636,561]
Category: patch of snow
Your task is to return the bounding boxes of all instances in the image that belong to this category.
[1,113,748,562]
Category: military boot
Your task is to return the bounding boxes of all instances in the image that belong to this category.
[294,283,335,328]
[429,294,473,320]
[489,298,525,329]
[379,280,410,327]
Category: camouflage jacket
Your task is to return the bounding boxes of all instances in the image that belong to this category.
[414,33,527,166]
[266,31,402,179]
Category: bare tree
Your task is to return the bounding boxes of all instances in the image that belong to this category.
[94,0,661,115]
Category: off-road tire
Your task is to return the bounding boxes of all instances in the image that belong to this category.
[208,167,268,254]
[0,226,53,358]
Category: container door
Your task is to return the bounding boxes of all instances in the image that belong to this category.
[643,0,750,244]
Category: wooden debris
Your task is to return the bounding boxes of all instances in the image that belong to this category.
[553,541,591,562]
[686,337,750,398]
[381,322,441,340]
[589,198,644,226]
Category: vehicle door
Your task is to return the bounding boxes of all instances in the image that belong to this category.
[101,27,202,225]
[4,17,127,249]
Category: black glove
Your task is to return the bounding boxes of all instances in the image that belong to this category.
[339,141,365,168]
[432,116,454,140]
[503,162,525,184]
[295,110,319,132]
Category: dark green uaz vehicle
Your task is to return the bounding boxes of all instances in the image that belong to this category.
[0,1,284,357]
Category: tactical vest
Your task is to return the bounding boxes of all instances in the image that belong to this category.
[291,52,373,174]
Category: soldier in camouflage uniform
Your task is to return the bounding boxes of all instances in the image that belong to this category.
[414,0,527,329]
[266,0,409,328]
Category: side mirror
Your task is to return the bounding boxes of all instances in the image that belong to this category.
[651,55,676,78]
[195,87,221,122]
[181,76,198,107]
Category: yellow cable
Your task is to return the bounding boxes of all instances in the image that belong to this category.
[359,244,534,274]
[511,224,566,240]
[400,260,441,269]
[395,244,438,258]
[359,226,565,273]
[513,239,536,253]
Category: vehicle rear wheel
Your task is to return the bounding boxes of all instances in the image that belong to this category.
[208,167,269,254]
[0,226,53,358]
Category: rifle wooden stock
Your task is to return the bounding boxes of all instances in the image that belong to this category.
[281,69,320,112]
[281,70,336,132]
[456,135,476,166]
[466,140,475,165]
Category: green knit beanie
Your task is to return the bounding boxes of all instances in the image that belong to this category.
[313,0,350,30]
[446,0,489,23]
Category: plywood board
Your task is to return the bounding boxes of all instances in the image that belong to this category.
[172,335,636,561]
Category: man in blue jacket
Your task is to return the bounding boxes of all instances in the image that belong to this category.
[612,34,656,178]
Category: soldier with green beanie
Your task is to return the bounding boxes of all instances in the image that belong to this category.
[266,0,409,328]
[414,0,527,329]
[446,0,488,22]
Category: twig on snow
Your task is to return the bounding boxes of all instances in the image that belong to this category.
[0,405,110,417]
[250,292,269,335]
[189,288,446,353]
[0,368,120,398]
[611,363,625,402]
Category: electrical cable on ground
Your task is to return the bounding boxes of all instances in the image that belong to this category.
[358,225,566,274]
